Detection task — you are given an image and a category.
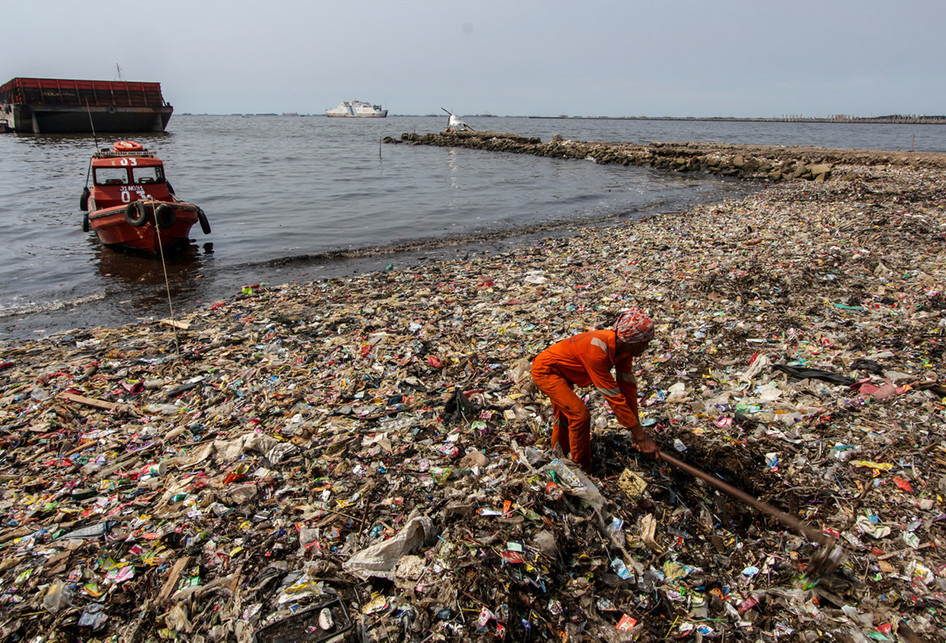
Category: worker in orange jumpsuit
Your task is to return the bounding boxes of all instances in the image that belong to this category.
[531,308,658,472]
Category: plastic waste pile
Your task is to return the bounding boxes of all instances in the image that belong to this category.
[0,159,944,641]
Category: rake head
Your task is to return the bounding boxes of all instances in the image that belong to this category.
[804,538,845,580]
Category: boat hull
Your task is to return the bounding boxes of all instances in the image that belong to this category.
[325,111,388,118]
[88,201,200,254]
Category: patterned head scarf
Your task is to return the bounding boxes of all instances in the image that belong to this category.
[614,308,655,344]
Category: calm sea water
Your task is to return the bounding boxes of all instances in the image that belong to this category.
[2,115,944,341]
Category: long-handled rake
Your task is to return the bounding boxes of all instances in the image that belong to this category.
[658,451,844,579]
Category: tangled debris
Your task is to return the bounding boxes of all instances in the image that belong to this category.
[1,150,945,642]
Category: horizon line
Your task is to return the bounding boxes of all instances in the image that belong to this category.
[175,113,946,123]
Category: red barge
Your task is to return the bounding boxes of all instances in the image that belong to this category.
[81,141,210,254]
[0,77,172,134]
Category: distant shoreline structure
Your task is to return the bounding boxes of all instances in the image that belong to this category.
[525,115,946,124]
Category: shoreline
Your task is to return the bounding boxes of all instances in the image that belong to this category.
[1,143,944,641]
[0,171,753,344]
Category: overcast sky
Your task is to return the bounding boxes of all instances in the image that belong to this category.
[5,0,944,118]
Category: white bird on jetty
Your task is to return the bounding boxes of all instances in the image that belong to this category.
[442,108,473,132]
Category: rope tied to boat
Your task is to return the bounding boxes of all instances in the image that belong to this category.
[149,197,180,358]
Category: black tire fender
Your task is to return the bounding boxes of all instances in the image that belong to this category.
[155,204,176,229]
[124,201,148,227]
[80,187,90,211]
[197,209,211,234]
[82,213,90,232]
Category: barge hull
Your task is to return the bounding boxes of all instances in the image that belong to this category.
[0,77,174,134]
[4,104,172,133]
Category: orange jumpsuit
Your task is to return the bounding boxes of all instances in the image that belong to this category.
[531,330,641,471]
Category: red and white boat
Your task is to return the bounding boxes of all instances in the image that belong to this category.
[80,141,210,254]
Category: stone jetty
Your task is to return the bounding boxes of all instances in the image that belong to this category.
[389,130,946,183]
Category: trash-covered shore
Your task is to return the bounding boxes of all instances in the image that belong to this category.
[1,149,945,642]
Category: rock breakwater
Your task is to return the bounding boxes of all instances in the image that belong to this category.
[389,130,946,182]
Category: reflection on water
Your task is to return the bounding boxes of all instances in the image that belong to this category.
[93,240,213,316]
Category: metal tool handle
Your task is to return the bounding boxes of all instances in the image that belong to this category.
[658,451,827,545]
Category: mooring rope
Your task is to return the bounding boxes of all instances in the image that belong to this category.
[152,201,181,358]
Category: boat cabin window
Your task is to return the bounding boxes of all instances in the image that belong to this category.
[94,167,128,186]
[132,166,164,185]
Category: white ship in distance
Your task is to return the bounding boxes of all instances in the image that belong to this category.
[325,100,388,118]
